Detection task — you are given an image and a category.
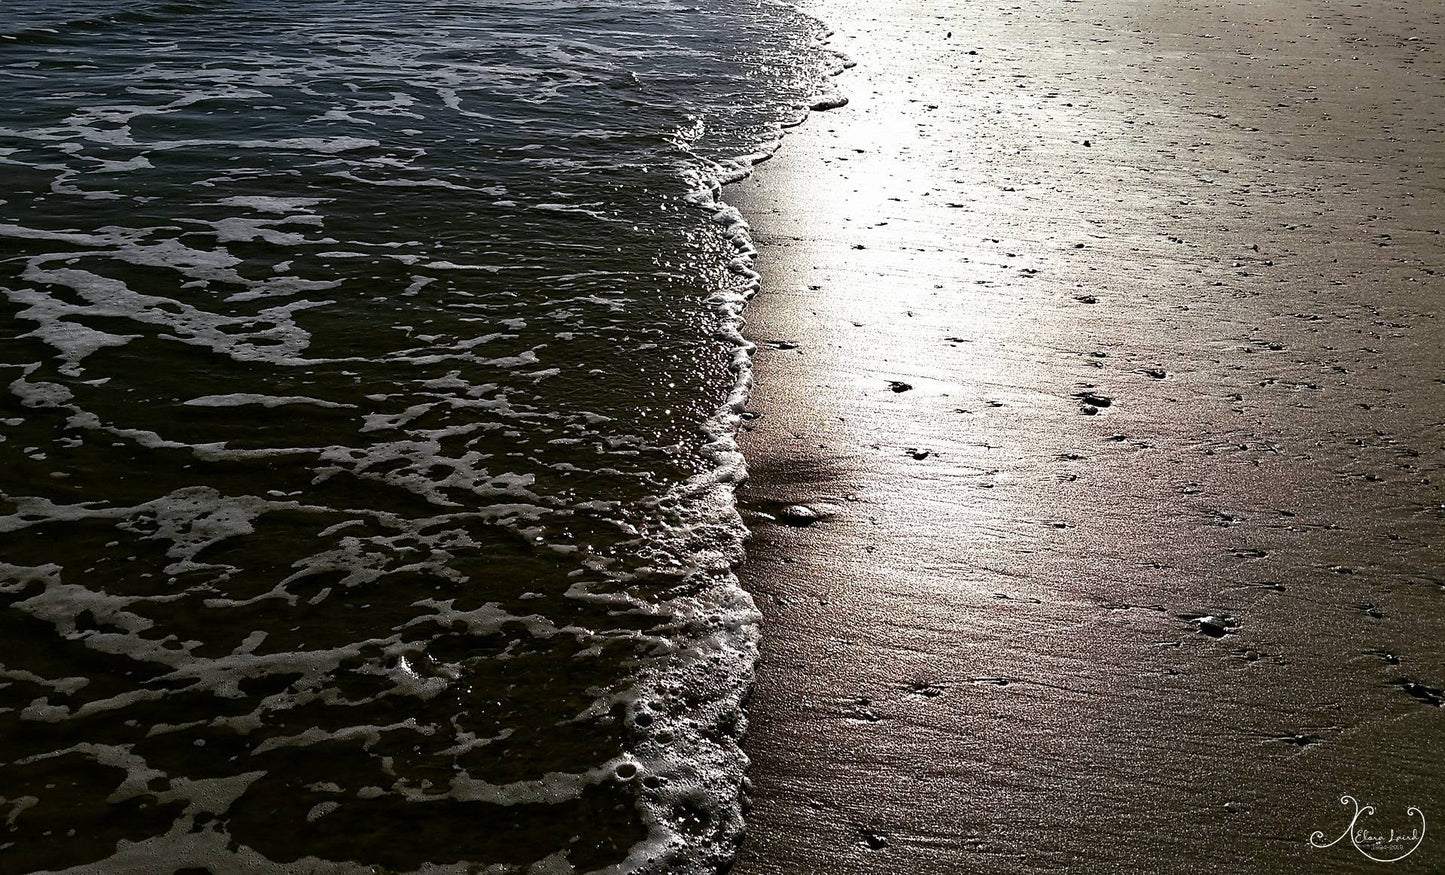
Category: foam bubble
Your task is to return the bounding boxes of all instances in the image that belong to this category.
[0,1,842,870]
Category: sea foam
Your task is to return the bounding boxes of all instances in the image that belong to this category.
[0,1,844,872]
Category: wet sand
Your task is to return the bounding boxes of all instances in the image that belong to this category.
[727,0,1445,872]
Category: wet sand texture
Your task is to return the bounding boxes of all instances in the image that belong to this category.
[729,0,1445,872]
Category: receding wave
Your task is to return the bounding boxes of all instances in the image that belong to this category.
[0,1,841,872]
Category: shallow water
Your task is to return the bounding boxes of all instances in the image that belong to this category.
[0,2,836,871]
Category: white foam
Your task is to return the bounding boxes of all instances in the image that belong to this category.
[218,195,331,214]
[15,263,327,368]
[184,394,355,410]
[0,3,849,870]
[149,135,380,154]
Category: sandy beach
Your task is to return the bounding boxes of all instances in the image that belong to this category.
[727,0,1445,872]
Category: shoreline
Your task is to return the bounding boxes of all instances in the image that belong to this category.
[726,0,1445,872]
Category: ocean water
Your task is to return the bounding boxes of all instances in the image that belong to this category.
[0,2,837,871]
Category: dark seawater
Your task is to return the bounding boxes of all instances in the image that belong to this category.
[0,2,836,871]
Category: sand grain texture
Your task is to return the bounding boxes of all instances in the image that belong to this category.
[729,0,1445,872]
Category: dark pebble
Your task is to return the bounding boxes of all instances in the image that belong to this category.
[777,504,822,526]
[1074,391,1113,407]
